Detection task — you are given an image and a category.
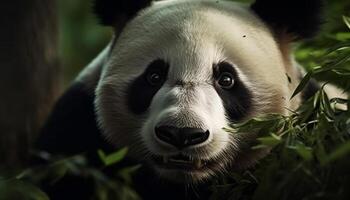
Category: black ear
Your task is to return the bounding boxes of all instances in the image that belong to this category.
[251,0,323,39]
[93,0,152,26]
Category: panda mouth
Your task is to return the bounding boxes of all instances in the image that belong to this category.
[152,154,211,171]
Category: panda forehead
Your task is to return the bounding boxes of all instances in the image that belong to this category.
[107,0,286,87]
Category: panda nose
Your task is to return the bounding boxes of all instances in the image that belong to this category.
[155,126,209,149]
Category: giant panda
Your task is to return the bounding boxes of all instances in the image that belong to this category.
[36,0,324,199]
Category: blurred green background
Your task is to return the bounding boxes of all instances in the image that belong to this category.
[58,0,350,86]
[58,0,111,85]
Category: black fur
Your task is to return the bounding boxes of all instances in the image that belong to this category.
[34,82,115,199]
[35,82,113,156]
[93,0,152,26]
[132,167,213,200]
[127,59,169,114]
[251,0,323,39]
[213,62,253,122]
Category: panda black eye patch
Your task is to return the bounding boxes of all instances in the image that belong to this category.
[127,59,169,114]
[213,62,253,122]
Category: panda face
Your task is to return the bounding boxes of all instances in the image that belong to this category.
[95,0,295,182]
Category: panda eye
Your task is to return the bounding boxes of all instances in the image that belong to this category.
[147,71,163,86]
[218,72,235,89]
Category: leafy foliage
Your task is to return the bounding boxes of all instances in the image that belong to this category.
[214,91,349,199]
[209,16,350,200]
[0,149,140,200]
[0,179,49,200]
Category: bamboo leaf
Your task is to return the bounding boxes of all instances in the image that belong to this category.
[0,179,49,200]
[288,142,313,161]
[343,16,350,30]
[254,134,282,148]
[291,72,313,99]
[99,148,128,166]
[324,42,350,55]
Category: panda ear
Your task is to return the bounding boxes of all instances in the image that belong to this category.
[251,0,324,40]
[93,0,153,26]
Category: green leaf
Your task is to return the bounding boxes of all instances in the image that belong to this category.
[254,134,281,148]
[117,165,142,184]
[98,148,128,166]
[330,98,350,104]
[343,16,350,30]
[98,149,107,162]
[324,42,350,55]
[291,71,313,99]
[335,32,350,41]
[320,88,334,119]
[48,162,69,184]
[313,91,320,108]
[314,54,350,73]
[288,142,313,161]
[0,179,49,200]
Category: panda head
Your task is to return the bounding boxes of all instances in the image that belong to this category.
[94,0,323,182]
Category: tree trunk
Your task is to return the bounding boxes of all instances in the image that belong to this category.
[0,0,61,167]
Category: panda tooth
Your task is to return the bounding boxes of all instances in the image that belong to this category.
[194,159,202,169]
[163,156,169,163]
